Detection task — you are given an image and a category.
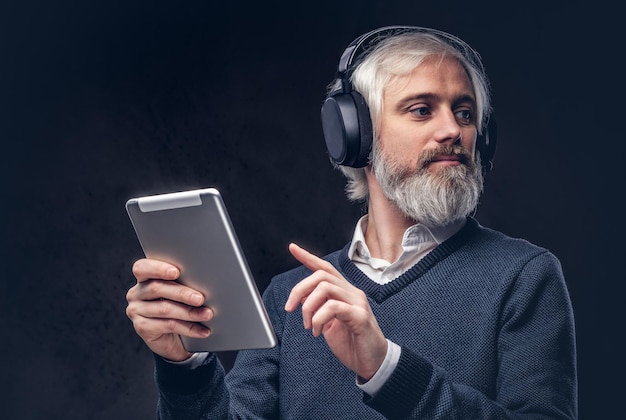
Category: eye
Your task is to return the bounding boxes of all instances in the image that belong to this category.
[455,109,473,124]
[409,106,430,117]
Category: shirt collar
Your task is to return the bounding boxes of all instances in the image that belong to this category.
[347,215,466,264]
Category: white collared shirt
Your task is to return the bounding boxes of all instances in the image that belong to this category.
[348,215,465,284]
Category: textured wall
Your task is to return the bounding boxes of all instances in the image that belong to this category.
[2,1,622,418]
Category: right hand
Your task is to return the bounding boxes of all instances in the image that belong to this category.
[125,258,213,361]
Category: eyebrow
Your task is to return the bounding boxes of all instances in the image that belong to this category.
[394,93,477,111]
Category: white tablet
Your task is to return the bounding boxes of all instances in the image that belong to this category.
[126,188,277,352]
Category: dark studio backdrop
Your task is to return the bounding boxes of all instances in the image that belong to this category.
[1,0,622,418]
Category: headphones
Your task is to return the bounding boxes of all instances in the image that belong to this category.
[320,26,497,171]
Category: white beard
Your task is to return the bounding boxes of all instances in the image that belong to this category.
[371,142,484,228]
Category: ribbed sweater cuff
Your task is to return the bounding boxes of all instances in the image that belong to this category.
[364,346,433,419]
[153,352,217,395]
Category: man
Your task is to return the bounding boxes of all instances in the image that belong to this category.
[126,26,577,418]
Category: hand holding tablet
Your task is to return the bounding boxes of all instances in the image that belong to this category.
[125,188,277,353]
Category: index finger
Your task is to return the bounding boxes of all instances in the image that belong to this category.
[288,243,342,278]
[286,243,347,312]
[132,258,180,283]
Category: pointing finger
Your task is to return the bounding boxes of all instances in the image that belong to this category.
[288,243,342,278]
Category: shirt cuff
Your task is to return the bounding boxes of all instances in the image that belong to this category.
[356,339,401,397]
[163,351,210,369]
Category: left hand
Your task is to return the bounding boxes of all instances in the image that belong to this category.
[285,243,388,381]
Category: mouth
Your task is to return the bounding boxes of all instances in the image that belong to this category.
[429,154,466,167]
[432,154,461,162]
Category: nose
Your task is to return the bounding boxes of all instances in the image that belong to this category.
[433,111,462,144]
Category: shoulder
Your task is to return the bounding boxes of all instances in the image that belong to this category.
[464,219,567,296]
[467,218,559,265]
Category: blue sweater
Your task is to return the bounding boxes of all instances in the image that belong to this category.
[154,218,577,419]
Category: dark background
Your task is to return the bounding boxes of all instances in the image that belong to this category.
[1,0,622,418]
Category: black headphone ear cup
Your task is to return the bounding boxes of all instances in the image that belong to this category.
[321,90,372,168]
[351,91,373,167]
[477,117,497,172]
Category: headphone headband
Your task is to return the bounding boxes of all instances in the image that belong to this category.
[337,26,487,90]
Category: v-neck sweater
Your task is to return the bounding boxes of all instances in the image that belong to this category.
[154,217,577,419]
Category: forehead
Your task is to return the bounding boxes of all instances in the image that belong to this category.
[384,56,474,100]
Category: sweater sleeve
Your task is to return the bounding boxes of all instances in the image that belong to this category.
[153,278,284,420]
[365,250,578,419]
[154,351,230,419]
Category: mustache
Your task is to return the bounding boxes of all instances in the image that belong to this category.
[418,144,473,168]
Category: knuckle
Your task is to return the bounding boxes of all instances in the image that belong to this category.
[326,299,340,311]
[319,280,333,293]
[125,304,136,319]
[157,300,172,317]
[146,281,162,296]
[356,289,367,301]
[312,271,326,281]
[131,259,145,277]
[165,319,179,333]
[177,287,189,302]
[133,318,148,335]
[300,303,312,316]
[125,287,135,302]
[313,277,326,288]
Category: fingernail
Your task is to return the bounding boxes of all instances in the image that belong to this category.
[191,293,203,306]
[167,268,178,278]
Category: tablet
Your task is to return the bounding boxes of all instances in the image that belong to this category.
[126,188,277,352]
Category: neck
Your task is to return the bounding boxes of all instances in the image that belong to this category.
[364,168,416,263]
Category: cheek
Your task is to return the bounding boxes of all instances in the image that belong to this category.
[379,139,424,168]
[461,130,478,154]
[378,126,427,164]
